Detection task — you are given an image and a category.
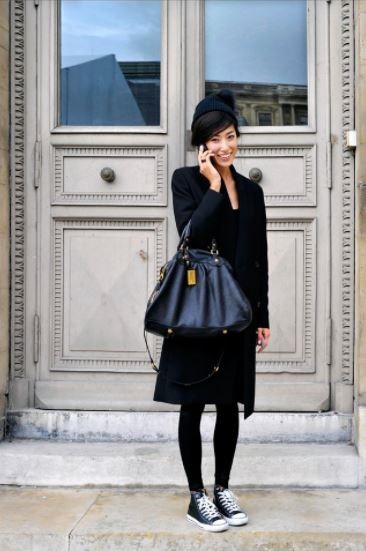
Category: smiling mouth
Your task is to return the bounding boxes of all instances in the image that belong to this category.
[217,154,231,161]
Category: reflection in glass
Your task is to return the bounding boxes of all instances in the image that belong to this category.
[205,0,308,126]
[60,0,161,126]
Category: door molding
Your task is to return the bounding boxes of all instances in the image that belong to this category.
[10,0,26,381]
[339,0,355,387]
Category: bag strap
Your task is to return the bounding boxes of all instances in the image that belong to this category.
[177,219,219,255]
[177,220,192,251]
[144,330,225,387]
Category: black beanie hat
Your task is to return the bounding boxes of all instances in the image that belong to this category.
[191,89,238,130]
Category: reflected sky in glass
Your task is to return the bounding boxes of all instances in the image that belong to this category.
[61,0,161,68]
[205,0,307,85]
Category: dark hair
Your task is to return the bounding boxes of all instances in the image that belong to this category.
[191,111,240,147]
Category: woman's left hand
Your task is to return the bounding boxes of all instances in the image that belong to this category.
[256,328,271,352]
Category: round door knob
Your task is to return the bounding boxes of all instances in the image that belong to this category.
[100,167,116,183]
[249,167,263,184]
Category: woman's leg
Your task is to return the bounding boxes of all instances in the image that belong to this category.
[213,402,239,488]
[178,403,205,491]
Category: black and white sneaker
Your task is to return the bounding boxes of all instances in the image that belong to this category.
[187,489,229,532]
[213,486,249,526]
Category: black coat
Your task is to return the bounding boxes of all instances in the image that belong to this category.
[153,164,269,419]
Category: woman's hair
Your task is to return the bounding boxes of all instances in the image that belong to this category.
[191,111,240,147]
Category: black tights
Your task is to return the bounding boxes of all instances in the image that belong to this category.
[178,402,239,491]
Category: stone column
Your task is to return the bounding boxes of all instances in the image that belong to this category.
[355,0,366,483]
[0,0,9,439]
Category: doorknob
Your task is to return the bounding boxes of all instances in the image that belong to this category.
[100,167,116,183]
[249,167,263,184]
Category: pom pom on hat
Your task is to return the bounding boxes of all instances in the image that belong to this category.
[191,89,238,129]
[216,89,235,110]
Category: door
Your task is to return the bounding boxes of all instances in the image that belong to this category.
[20,0,353,413]
[185,0,337,412]
[30,0,183,408]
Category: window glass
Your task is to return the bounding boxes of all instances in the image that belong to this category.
[60,0,161,126]
[205,0,308,127]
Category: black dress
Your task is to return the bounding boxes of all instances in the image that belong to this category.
[154,183,245,405]
[216,183,239,269]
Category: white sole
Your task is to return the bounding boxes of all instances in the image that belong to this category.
[187,514,229,532]
[223,514,249,526]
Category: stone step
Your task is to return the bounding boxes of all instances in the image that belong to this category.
[0,486,366,550]
[6,409,353,443]
[0,440,359,488]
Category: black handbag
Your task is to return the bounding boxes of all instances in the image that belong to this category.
[144,220,252,385]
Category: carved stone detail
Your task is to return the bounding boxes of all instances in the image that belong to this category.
[10,0,25,378]
[256,219,316,373]
[52,218,165,372]
[340,0,354,384]
[53,146,167,205]
[237,145,316,205]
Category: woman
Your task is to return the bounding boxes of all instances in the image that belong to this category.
[153,89,270,532]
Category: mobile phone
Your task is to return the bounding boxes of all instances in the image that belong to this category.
[200,143,215,164]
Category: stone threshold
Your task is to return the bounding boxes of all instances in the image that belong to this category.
[0,440,359,488]
[6,409,354,443]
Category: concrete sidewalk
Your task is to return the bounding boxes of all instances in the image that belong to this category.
[0,486,365,550]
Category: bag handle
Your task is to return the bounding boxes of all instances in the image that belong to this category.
[177,219,219,255]
[144,330,225,387]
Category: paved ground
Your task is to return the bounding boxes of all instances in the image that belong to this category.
[0,486,365,550]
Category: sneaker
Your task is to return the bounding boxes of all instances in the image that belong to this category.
[213,486,249,526]
[187,489,229,532]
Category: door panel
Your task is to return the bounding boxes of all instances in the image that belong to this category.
[53,146,167,205]
[236,146,316,206]
[262,219,316,371]
[52,220,164,372]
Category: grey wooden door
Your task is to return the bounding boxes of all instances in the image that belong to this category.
[20,0,353,413]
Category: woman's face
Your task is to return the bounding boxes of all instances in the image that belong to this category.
[205,124,238,168]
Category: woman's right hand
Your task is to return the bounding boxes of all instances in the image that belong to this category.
[198,145,221,191]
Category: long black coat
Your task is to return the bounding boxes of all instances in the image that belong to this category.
[153,164,269,419]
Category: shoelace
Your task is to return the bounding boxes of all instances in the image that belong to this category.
[197,493,221,521]
[216,489,241,514]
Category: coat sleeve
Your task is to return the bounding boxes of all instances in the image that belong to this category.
[171,168,224,246]
[257,185,270,328]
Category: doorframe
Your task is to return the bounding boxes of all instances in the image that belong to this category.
[8,0,355,414]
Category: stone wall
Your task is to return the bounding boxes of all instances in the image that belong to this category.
[355,0,366,481]
[0,1,9,440]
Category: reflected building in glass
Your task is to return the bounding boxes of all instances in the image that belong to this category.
[119,61,160,126]
[206,80,307,126]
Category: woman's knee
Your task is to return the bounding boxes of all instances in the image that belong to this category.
[180,403,205,420]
